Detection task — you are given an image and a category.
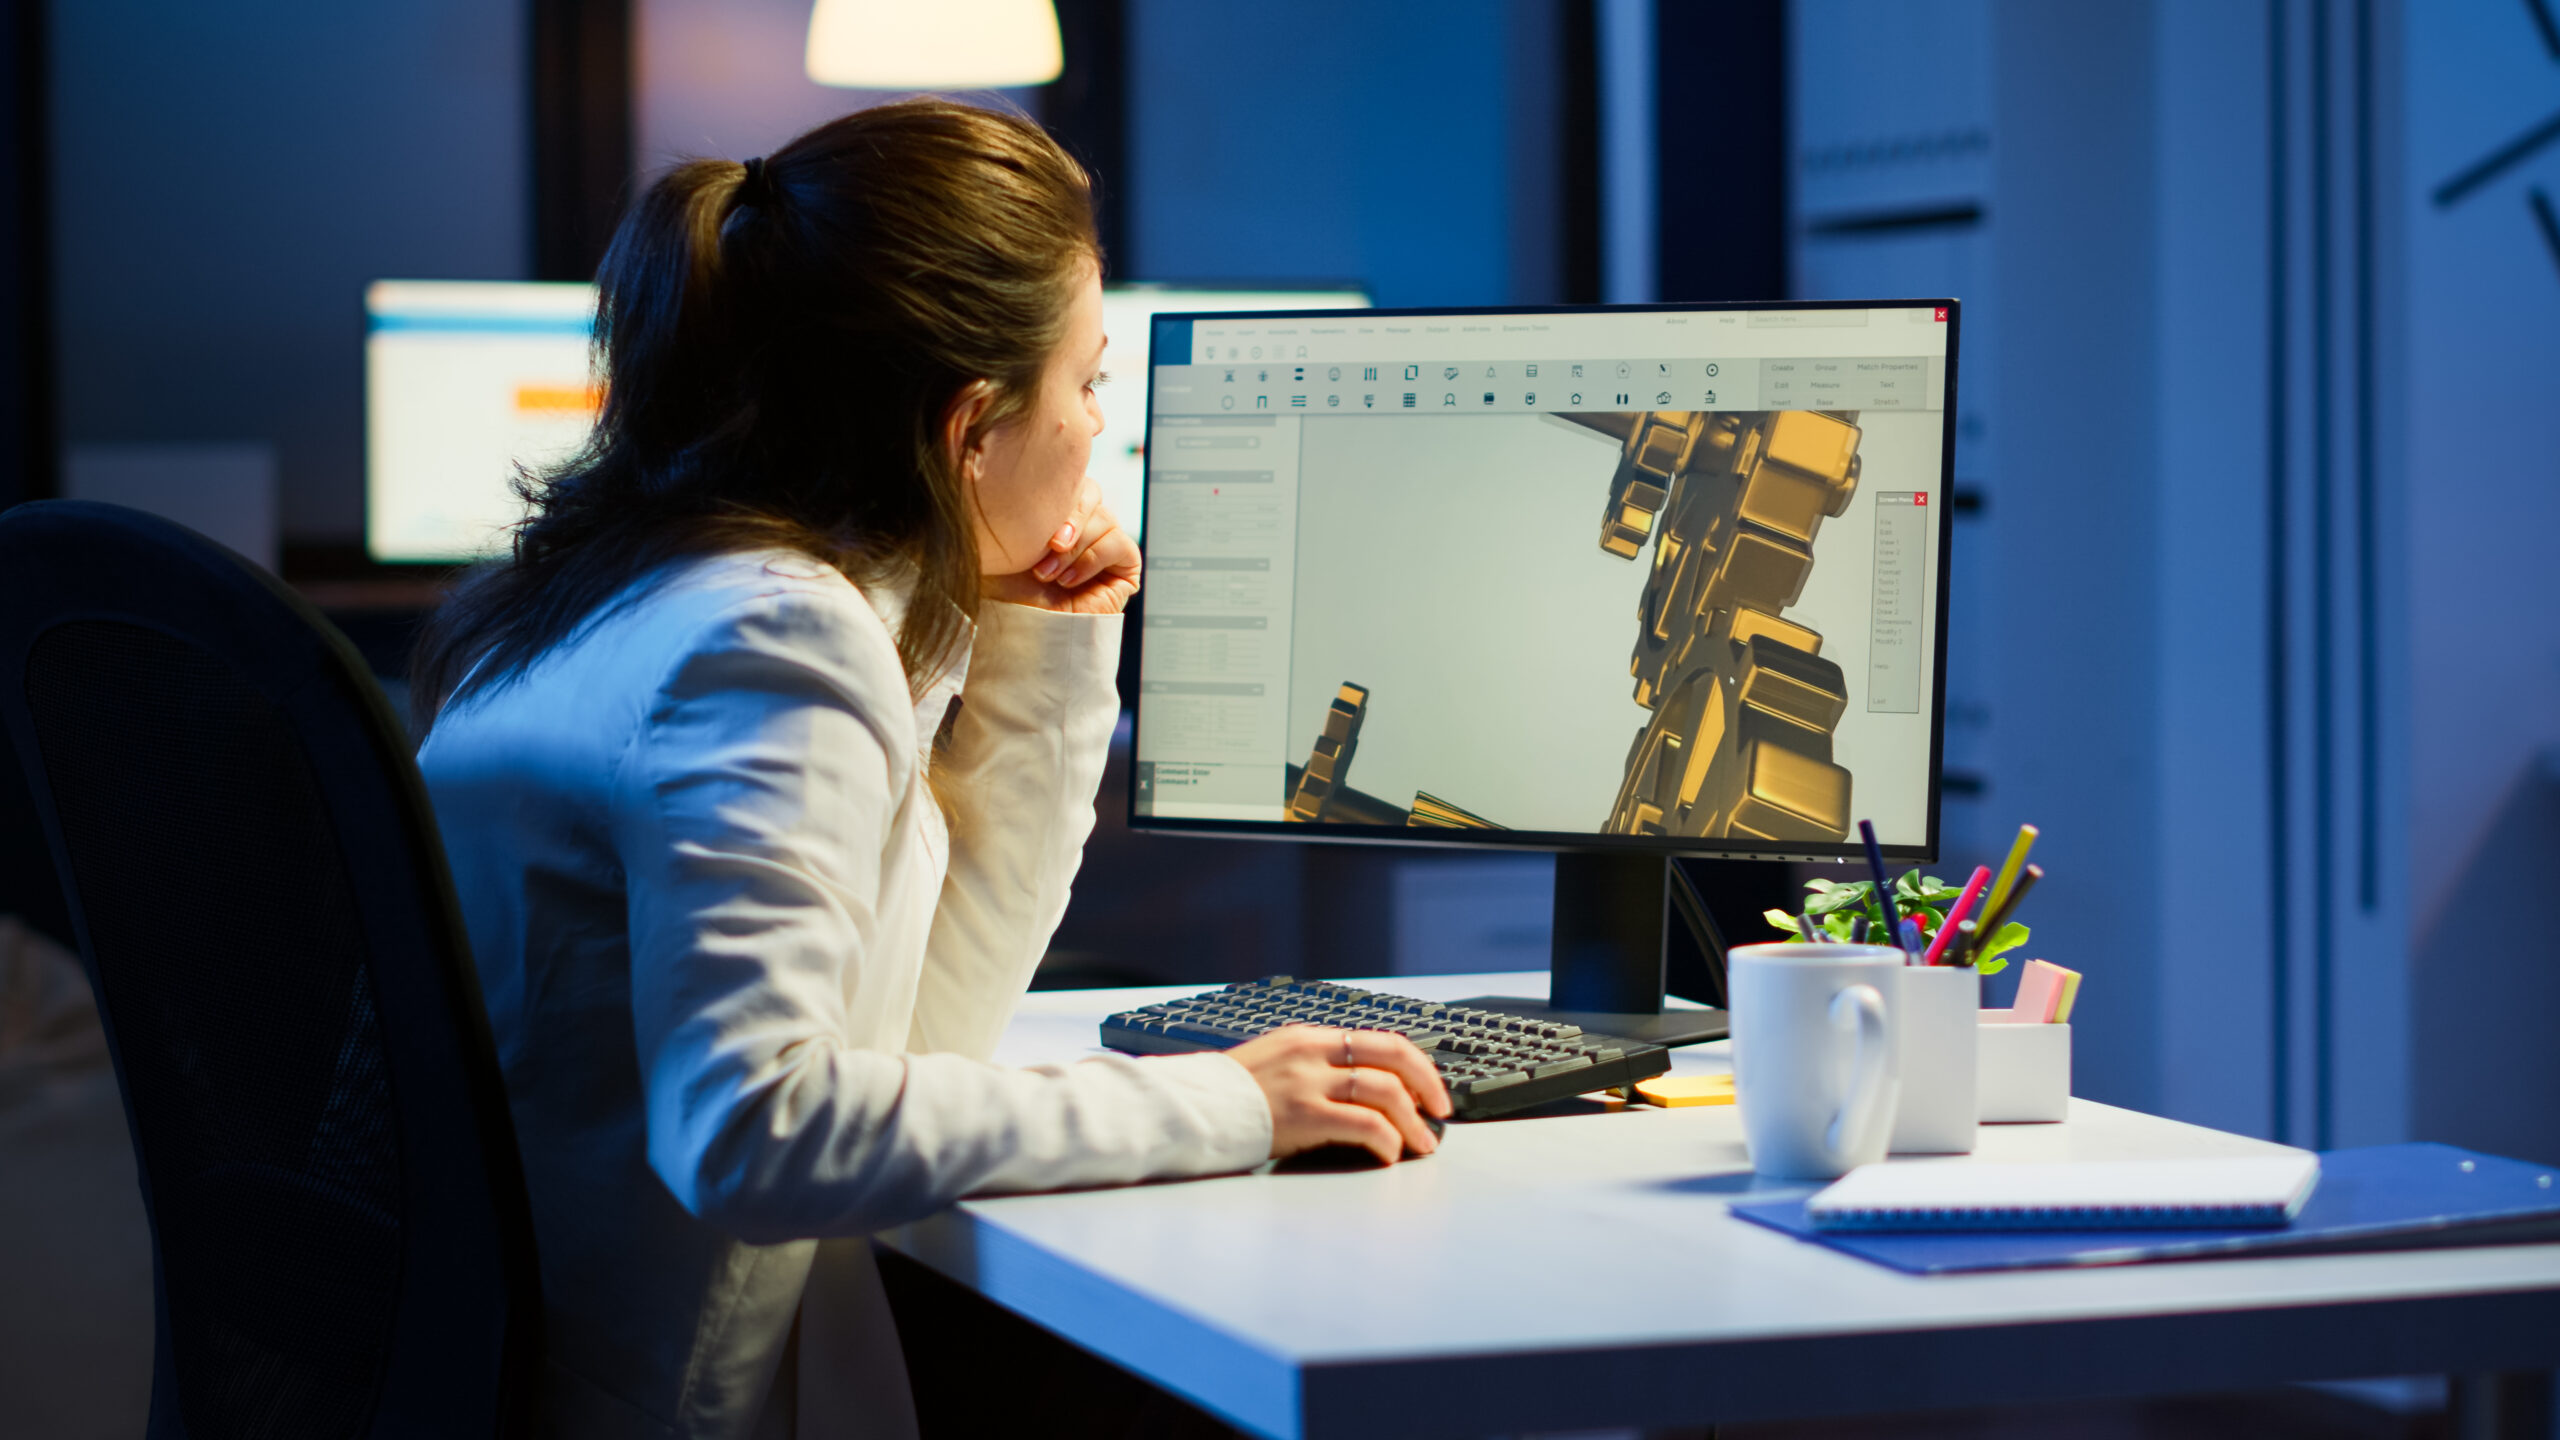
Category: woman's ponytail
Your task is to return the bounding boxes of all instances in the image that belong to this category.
[411,99,1100,737]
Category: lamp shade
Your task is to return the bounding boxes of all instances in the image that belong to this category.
[805,0,1064,89]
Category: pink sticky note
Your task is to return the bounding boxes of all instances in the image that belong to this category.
[2006,961,2067,1024]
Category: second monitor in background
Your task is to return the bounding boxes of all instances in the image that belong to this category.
[1130,300,1960,1041]
[366,280,599,564]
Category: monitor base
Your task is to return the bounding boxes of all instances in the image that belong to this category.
[1452,995,1730,1049]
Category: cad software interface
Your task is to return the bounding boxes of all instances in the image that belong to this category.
[1131,303,1953,851]
[1097,287,1366,542]
[367,280,598,563]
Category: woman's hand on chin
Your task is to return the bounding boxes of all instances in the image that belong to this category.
[983,478,1140,615]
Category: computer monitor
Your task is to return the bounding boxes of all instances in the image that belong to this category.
[1097,284,1366,541]
[1128,299,1958,1041]
[366,280,599,564]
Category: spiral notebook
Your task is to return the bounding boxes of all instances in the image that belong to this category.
[1731,1144,2560,1275]
[1806,1154,2322,1231]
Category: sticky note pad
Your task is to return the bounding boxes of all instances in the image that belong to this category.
[1637,1074,1735,1107]
[2009,961,2066,1023]
[2049,964,2083,1023]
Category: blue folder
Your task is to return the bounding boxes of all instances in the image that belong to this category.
[1728,1143,2560,1275]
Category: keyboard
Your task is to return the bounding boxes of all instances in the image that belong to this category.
[1099,976,1673,1121]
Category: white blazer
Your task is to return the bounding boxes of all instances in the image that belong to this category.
[418,549,1270,1440]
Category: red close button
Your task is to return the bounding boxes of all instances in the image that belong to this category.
[1933,306,1949,322]
[1915,492,1929,506]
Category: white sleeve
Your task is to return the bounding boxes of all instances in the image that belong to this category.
[612,593,1269,1245]
[910,602,1121,1060]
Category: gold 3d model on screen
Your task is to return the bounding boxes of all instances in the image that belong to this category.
[1284,407,1864,841]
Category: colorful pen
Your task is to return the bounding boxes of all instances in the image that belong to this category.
[1948,918,1979,967]
[1983,823,2039,921]
[1850,916,1869,944]
[1898,916,1923,960]
[1858,819,1902,952]
[1800,909,1820,944]
[1922,865,1994,967]
[1974,862,2044,944]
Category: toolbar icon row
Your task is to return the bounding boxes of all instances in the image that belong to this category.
[1217,390,1731,411]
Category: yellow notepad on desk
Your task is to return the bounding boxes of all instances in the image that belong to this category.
[1637,1074,1734,1107]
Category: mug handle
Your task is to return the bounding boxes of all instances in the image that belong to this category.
[1823,983,1891,1161]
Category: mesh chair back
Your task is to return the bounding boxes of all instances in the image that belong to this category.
[0,501,538,1439]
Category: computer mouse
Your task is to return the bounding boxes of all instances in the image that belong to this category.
[1275,1143,1390,1173]
[1273,1115,1446,1172]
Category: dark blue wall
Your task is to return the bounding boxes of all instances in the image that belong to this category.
[2404,0,2560,1165]
[1126,0,1562,305]
[51,0,525,541]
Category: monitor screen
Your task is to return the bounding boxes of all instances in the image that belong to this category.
[1097,285,1365,540]
[1129,300,1957,860]
[366,280,598,564]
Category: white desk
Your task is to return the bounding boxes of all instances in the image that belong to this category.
[880,974,2560,1439]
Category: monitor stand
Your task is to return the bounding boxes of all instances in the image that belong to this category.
[1455,852,1734,1048]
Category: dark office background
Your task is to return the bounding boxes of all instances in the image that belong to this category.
[4,0,2559,1249]
[8,2,2560,1434]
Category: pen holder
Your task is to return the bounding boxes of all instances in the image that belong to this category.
[1886,965,1979,1154]
[1977,1019,2071,1123]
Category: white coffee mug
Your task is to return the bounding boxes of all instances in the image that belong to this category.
[1728,943,1902,1180]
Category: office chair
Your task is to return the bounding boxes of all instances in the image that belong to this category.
[0,501,540,1438]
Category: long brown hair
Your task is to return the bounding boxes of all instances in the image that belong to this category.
[410,99,1099,735]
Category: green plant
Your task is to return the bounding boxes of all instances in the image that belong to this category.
[1763,871,2028,975]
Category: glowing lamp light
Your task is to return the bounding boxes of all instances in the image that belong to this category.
[805,0,1064,89]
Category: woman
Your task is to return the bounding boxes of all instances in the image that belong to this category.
[412,100,1447,1439]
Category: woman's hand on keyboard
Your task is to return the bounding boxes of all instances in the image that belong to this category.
[1227,1025,1453,1165]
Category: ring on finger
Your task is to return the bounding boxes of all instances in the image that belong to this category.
[1341,1029,1356,1069]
